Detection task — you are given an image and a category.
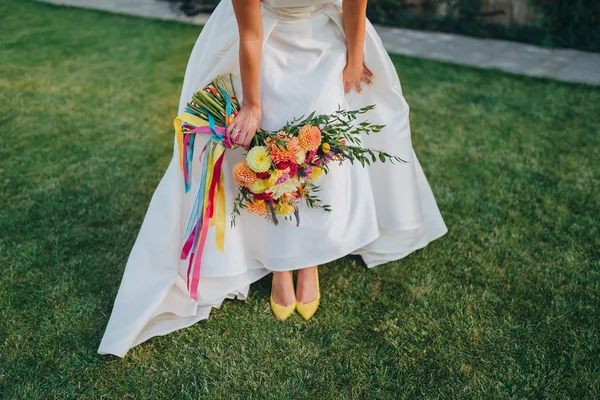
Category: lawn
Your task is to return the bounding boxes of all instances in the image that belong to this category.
[1,0,599,398]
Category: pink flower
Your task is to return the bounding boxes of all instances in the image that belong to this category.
[305,149,318,165]
[275,172,291,185]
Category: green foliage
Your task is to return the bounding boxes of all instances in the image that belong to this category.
[366,0,600,52]
[533,0,600,50]
[161,0,219,15]
[1,0,600,398]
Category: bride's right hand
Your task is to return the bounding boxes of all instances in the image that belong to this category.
[226,104,261,150]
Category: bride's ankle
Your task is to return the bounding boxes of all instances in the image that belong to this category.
[295,266,318,303]
[271,271,295,306]
[296,265,317,277]
[273,270,292,279]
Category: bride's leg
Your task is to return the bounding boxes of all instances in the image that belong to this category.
[271,271,296,307]
[295,265,319,304]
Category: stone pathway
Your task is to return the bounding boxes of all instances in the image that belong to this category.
[40,0,600,85]
[40,0,211,25]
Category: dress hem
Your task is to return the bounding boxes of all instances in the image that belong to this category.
[260,227,381,272]
[97,222,446,358]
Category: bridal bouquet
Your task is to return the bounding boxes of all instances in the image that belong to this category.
[174,74,403,300]
[231,108,404,226]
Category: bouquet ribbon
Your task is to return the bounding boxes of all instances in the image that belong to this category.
[174,99,235,301]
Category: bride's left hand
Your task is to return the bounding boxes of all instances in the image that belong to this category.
[226,104,261,150]
[343,62,374,94]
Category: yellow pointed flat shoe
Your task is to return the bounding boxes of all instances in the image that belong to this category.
[296,267,320,320]
[270,274,295,321]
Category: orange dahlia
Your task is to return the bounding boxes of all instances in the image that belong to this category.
[245,200,268,216]
[287,137,302,155]
[267,137,302,164]
[298,125,322,151]
[232,161,257,187]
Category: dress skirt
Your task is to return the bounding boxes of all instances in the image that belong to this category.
[97,0,447,357]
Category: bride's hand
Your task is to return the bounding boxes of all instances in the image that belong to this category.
[343,62,374,94]
[226,104,261,150]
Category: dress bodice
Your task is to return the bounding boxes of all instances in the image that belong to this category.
[260,0,335,20]
[261,0,334,7]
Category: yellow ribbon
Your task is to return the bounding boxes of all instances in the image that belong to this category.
[174,111,210,171]
[215,149,226,253]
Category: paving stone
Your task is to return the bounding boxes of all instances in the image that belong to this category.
[555,54,600,85]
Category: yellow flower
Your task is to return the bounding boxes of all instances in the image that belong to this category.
[276,202,295,216]
[249,179,270,194]
[321,143,330,153]
[295,149,306,165]
[310,167,324,180]
[267,169,285,187]
[246,146,272,173]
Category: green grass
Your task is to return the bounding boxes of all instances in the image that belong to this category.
[1,0,599,398]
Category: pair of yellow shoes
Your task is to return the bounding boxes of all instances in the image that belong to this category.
[269,268,320,321]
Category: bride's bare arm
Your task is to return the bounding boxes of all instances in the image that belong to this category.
[227,0,263,149]
[342,0,374,93]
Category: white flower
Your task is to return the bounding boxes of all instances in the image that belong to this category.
[267,178,300,199]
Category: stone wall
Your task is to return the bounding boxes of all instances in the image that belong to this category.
[481,0,536,25]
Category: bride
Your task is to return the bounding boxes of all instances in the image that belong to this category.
[98,0,447,358]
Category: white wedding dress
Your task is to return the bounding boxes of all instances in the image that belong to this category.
[98,0,447,357]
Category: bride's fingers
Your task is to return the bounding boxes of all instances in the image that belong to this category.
[236,126,247,145]
[235,123,247,143]
[354,80,362,94]
[234,130,245,147]
[343,80,351,93]
[242,128,255,150]
[361,73,372,86]
[363,64,374,79]
[226,122,238,139]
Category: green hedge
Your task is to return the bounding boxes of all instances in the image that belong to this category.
[162,0,219,15]
[534,0,600,51]
[163,0,600,52]
[366,0,600,52]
